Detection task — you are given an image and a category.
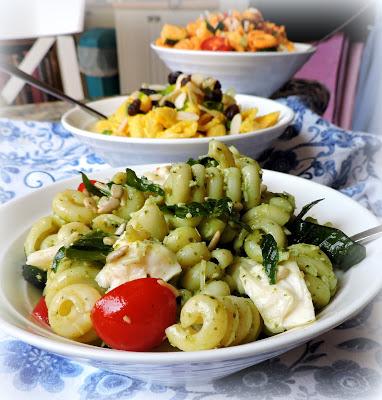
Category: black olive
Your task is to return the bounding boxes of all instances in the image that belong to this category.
[213,89,223,102]
[164,100,175,108]
[224,104,240,120]
[140,88,157,95]
[181,75,191,86]
[151,100,159,107]
[168,71,182,85]
[214,80,222,90]
[127,99,141,116]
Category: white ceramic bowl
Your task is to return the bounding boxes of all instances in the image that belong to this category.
[0,167,381,386]
[61,95,294,167]
[151,43,316,97]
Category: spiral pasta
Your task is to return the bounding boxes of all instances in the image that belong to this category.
[166,294,262,351]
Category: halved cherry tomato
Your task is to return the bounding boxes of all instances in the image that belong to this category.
[77,180,97,192]
[32,296,49,326]
[91,278,177,351]
[201,36,233,51]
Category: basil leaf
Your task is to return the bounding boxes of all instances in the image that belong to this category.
[52,246,66,272]
[215,21,225,31]
[161,197,250,230]
[294,198,324,224]
[125,168,164,196]
[206,20,216,33]
[261,234,279,284]
[79,172,110,197]
[51,231,113,272]
[291,220,366,270]
[186,156,219,167]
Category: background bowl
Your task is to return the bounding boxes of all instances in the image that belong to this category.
[61,94,294,167]
[0,167,381,386]
[151,43,316,97]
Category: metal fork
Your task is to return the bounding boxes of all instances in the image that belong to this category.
[351,224,382,245]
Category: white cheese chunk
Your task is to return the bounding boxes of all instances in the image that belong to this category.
[96,241,181,291]
[143,165,171,186]
[239,258,315,333]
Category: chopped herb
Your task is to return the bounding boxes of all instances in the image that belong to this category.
[261,234,279,284]
[102,129,113,135]
[125,168,164,196]
[206,20,216,33]
[51,231,113,271]
[79,172,111,197]
[52,246,66,272]
[186,156,219,167]
[289,199,366,270]
[160,197,251,231]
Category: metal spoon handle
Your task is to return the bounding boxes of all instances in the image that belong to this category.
[0,61,107,120]
[351,224,382,245]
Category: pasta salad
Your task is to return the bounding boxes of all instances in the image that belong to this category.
[94,72,279,138]
[23,141,366,352]
[155,8,295,52]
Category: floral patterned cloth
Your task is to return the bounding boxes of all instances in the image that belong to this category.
[0,97,381,399]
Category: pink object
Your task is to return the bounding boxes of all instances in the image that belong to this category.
[295,33,348,122]
[338,42,364,129]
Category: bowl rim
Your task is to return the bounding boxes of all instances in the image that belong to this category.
[61,94,295,145]
[151,41,316,57]
[0,168,381,365]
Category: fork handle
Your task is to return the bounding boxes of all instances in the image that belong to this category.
[350,224,382,245]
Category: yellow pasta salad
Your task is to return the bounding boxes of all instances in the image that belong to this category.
[94,72,280,138]
[155,8,295,52]
[23,141,366,352]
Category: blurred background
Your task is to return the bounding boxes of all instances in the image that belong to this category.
[0,0,380,133]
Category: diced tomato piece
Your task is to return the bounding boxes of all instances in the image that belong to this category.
[32,296,49,326]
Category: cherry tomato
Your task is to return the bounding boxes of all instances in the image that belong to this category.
[77,180,97,192]
[91,278,177,351]
[32,296,49,326]
[201,36,233,51]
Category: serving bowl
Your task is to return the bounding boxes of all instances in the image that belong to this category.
[0,166,381,386]
[61,95,294,167]
[151,43,316,97]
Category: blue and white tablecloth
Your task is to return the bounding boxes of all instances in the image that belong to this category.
[0,97,382,400]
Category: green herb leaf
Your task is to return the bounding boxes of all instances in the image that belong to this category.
[125,168,164,196]
[22,264,47,290]
[186,156,219,167]
[206,20,216,33]
[160,197,250,231]
[79,172,110,197]
[202,101,224,112]
[261,234,279,284]
[52,246,66,272]
[290,220,366,270]
[51,231,113,271]
[102,129,113,135]
[215,21,225,31]
[161,84,175,96]
[293,199,324,224]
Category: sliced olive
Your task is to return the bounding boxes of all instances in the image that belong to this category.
[224,104,240,120]
[127,99,141,116]
[140,88,157,95]
[181,75,191,86]
[164,100,175,108]
[168,71,183,85]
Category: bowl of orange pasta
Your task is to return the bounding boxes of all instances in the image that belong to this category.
[152,9,315,96]
[61,72,294,166]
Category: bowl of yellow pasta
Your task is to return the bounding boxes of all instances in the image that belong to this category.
[62,73,294,167]
[0,141,380,386]
[152,9,315,97]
